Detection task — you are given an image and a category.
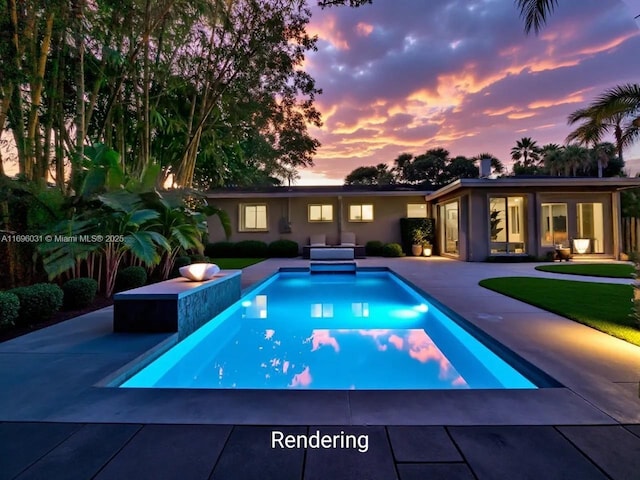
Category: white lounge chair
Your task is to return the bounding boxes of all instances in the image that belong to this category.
[340,232,356,246]
[309,234,327,247]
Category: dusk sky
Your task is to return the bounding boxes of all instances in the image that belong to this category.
[298,0,640,185]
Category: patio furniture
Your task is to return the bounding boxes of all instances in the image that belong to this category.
[554,247,572,262]
[309,234,327,246]
[340,232,356,246]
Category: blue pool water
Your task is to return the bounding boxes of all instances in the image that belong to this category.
[121,271,537,390]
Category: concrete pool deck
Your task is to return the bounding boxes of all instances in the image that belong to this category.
[1,258,639,478]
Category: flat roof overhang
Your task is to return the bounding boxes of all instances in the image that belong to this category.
[427,177,640,202]
[206,189,434,200]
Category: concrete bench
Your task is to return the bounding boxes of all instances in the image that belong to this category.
[113,270,241,340]
[310,247,354,260]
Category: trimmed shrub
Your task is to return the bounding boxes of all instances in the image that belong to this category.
[62,278,98,310]
[365,240,384,256]
[204,241,235,258]
[0,291,20,327]
[114,266,147,293]
[10,283,64,325]
[268,239,299,257]
[234,240,269,257]
[381,243,404,257]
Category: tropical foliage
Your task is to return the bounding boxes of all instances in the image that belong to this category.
[0,0,321,188]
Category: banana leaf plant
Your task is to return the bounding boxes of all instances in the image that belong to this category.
[141,188,231,279]
[95,191,171,297]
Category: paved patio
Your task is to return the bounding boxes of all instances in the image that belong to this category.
[1,257,639,479]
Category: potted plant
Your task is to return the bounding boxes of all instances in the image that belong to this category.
[411,229,426,256]
[422,241,432,257]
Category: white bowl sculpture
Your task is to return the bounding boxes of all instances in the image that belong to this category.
[179,263,221,281]
[572,238,590,254]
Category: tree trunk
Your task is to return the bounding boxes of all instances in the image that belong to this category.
[26,12,55,181]
[73,0,85,183]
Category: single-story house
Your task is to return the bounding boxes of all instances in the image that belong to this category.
[205,177,640,261]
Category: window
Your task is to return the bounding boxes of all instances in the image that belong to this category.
[240,204,267,231]
[489,197,526,254]
[407,204,427,218]
[349,204,374,222]
[577,203,604,253]
[541,203,568,246]
[308,204,333,222]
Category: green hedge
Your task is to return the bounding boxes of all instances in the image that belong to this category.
[62,278,98,310]
[0,291,20,327]
[365,240,384,256]
[234,240,268,257]
[399,218,435,255]
[204,241,235,258]
[268,240,299,257]
[114,266,147,293]
[10,283,63,325]
[382,243,404,257]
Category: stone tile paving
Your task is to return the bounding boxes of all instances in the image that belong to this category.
[3,422,640,480]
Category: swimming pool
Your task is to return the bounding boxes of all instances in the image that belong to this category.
[121,269,538,390]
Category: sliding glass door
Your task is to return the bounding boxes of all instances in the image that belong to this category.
[489,197,526,254]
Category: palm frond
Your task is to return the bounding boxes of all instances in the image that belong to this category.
[516,0,559,34]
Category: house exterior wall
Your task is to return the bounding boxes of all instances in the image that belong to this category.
[433,187,618,261]
[207,194,428,250]
[534,191,614,257]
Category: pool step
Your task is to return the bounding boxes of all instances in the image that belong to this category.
[309,261,357,273]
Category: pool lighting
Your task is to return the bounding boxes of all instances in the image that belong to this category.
[179,263,220,281]
[242,300,252,308]
[572,238,590,254]
[413,304,429,313]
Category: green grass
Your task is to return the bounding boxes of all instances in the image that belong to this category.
[479,276,640,346]
[210,258,265,269]
[535,263,634,279]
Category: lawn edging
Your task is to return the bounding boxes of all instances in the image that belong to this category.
[534,263,633,279]
[479,276,640,347]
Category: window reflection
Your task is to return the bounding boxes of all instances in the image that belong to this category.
[351,302,369,317]
[243,294,268,318]
[310,303,334,318]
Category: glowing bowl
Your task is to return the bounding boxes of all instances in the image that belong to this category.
[179,263,221,281]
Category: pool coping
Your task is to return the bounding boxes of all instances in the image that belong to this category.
[1,257,638,426]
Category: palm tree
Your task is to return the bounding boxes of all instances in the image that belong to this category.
[511,137,541,167]
[562,144,589,177]
[568,96,637,166]
[516,1,639,35]
[540,144,563,176]
[566,118,609,177]
[589,84,640,154]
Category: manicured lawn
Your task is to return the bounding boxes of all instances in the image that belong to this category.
[535,263,634,279]
[479,276,640,346]
[210,258,265,269]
